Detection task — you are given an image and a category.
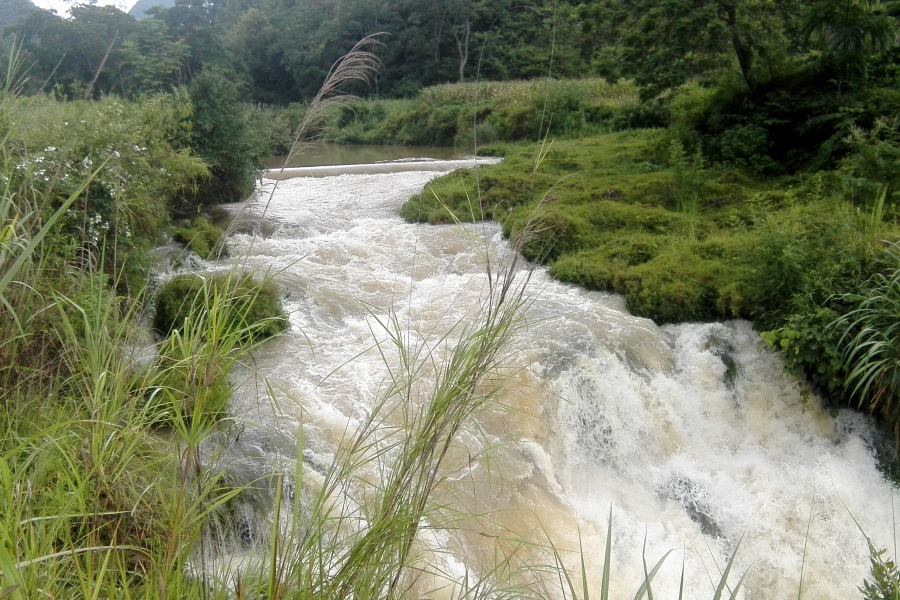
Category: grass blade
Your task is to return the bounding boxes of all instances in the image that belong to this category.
[602,505,612,600]
[713,536,744,600]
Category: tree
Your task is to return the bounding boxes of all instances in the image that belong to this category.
[119,18,189,96]
[183,67,271,208]
[580,0,799,95]
[13,5,140,97]
[148,0,234,81]
[800,0,898,91]
[228,8,296,102]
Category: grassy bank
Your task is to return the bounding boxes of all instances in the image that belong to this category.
[401,130,900,429]
[264,78,662,152]
[3,72,900,595]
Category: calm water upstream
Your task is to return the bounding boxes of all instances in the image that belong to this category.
[192,155,895,599]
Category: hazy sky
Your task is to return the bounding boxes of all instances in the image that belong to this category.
[30,0,140,17]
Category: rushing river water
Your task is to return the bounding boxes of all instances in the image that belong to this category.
[187,156,897,599]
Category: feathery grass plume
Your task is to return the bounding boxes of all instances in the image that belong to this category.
[236,215,540,599]
[225,33,384,248]
[284,34,385,169]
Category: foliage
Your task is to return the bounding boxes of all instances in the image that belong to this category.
[799,0,899,88]
[182,68,273,209]
[153,272,288,340]
[861,541,900,600]
[0,95,206,323]
[841,117,900,204]
[171,216,227,259]
[833,245,900,429]
[118,18,190,96]
[11,5,186,99]
[579,0,800,96]
[327,78,655,148]
[759,307,846,398]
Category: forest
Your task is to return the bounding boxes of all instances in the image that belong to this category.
[2,0,900,597]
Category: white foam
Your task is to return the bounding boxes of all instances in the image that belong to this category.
[214,159,894,599]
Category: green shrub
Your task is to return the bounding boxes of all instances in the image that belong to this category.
[153,273,288,339]
[833,248,900,428]
[455,122,499,151]
[718,124,776,172]
[760,307,846,398]
[861,541,900,600]
[171,216,227,259]
[182,68,274,209]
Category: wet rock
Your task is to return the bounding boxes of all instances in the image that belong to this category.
[665,476,722,538]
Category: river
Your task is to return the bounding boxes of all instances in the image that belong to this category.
[191,154,896,599]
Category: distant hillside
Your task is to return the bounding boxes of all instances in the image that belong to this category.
[129,0,174,20]
[0,0,34,31]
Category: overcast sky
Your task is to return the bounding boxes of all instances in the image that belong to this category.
[30,0,139,17]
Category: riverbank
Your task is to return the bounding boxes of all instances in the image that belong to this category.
[264,78,662,154]
[2,83,899,598]
[401,130,900,441]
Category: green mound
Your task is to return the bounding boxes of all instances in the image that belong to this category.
[172,217,228,259]
[154,272,288,339]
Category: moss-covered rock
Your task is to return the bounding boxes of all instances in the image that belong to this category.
[172,217,228,259]
[153,273,288,340]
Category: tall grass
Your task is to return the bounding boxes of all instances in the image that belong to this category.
[419,78,640,108]
[835,242,900,435]
[2,31,898,600]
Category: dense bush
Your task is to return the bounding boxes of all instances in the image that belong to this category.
[7,94,208,296]
[153,272,288,340]
[180,68,274,210]
[665,65,900,176]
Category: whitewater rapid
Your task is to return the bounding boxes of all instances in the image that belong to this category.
[197,159,896,599]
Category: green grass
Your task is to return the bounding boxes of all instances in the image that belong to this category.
[314,77,659,149]
[2,52,900,599]
[401,131,769,323]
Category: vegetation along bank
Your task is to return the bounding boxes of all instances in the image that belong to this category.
[1,0,900,595]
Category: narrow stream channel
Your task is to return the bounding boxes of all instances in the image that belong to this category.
[186,155,896,599]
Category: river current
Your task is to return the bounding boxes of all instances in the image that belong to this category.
[191,157,896,599]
